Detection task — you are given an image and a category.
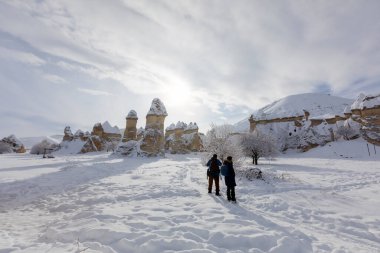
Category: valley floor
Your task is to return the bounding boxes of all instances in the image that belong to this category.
[0,139,380,252]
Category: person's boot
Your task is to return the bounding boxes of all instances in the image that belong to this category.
[227,190,231,201]
[215,190,220,196]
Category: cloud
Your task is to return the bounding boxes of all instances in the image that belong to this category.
[0,0,380,137]
[0,46,45,66]
[43,74,66,83]
[77,88,112,96]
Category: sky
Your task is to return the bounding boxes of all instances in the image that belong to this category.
[0,0,380,137]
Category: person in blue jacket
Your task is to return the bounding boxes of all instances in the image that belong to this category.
[224,156,236,202]
[206,154,222,195]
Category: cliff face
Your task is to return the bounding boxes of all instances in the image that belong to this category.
[246,93,379,152]
[350,93,380,145]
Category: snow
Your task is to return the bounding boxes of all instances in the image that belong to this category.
[127,110,138,119]
[147,98,168,116]
[175,121,187,129]
[19,136,61,149]
[233,93,352,133]
[254,93,352,120]
[75,129,84,136]
[166,122,199,131]
[166,123,176,131]
[233,117,251,133]
[344,106,352,114]
[102,121,121,134]
[351,93,380,110]
[55,139,86,155]
[2,134,23,147]
[137,127,145,135]
[1,139,380,252]
[186,122,199,131]
[309,113,337,120]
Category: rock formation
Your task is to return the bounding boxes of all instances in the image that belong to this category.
[0,135,26,154]
[58,122,121,154]
[350,93,380,145]
[63,126,74,141]
[140,98,168,156]
[122,110,138,142]
[58,98,205,156]
[248,93,379,151]
[165,122,203,153]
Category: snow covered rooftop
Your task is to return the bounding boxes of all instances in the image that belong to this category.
[147,98,168,116]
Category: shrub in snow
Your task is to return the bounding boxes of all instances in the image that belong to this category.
[240,132,278,165]
[336,126,359,140]
[202,123,244,166]
[30,140,59,155]
[115,140,140,157]
[242,168,263,180]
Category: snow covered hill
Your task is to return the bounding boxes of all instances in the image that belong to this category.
[255,93,352,120]
[0,139,379,252]
[234,93,353,132]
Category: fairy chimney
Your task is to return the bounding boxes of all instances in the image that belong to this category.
[63,126,74,141]
[140,98,168,155]
[303,110,310,121]
[123,110,138,142]
[249,115,257,132]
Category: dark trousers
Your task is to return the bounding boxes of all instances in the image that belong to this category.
[226,186,235,201]
[208,176,219,193]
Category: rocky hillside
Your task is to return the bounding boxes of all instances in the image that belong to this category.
[234,93,353,132]
[233,93,380,152]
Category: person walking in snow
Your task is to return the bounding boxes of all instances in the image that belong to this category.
[206,154,222,196]
[224,156,236,202]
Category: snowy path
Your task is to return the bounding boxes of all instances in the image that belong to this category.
[0,149,380,252]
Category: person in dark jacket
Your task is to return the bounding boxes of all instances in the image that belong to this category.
[224,156,236,202]
[206,154,222,195]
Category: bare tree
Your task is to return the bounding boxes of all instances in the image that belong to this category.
[202,123,244,165]
[336,126,358,140]
[240,132,277,165]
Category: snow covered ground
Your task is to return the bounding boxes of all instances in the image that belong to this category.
[0,139,379,252]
